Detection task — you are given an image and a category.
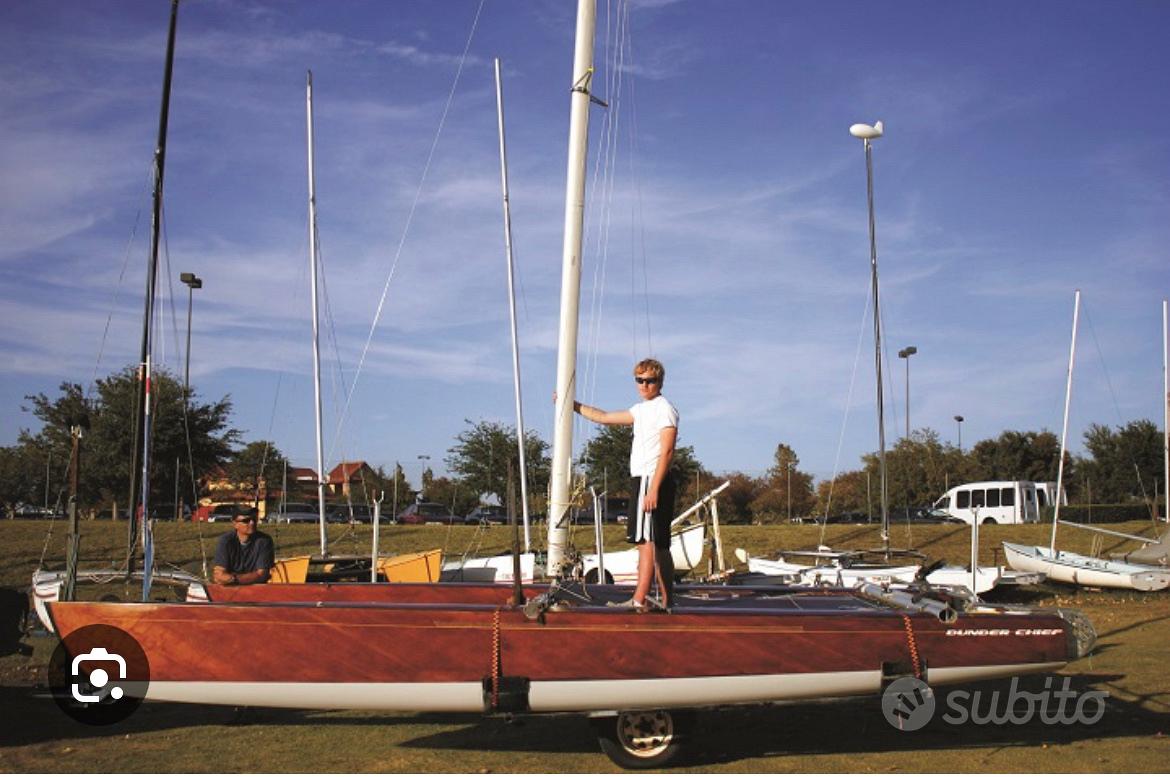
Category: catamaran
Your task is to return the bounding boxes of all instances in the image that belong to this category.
[47,1,1097,767]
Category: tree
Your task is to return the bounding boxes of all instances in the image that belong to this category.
[1077,420,1162,503]
[579,424,704,501]
[421,475,478,517]
[814,469,871,517]
[861,428,970,511]
[445,420,550,507]
[225,441,288,505]
[969,430,1064,483]
[19,366,238,512]
[750,443,815,522]
[717,472,765,524]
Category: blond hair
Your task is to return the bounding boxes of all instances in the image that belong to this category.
[633,358,665,382]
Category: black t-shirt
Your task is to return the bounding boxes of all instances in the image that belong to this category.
[213,530,275,575]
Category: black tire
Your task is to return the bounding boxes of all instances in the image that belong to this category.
[592,709,691,769]
[583,568,615,585]
[982,516,997,525]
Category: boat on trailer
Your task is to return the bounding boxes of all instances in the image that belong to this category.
[44,1,1098,767]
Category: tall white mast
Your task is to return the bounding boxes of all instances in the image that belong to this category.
[547,0,598,576]
[1163,299,1168,522]
[306,70,328,555]
[494,58,531,551]
[1050,289,1080,553]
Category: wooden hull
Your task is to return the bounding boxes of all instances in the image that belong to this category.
[1003,542,1170,591]
[48,587,1089,714]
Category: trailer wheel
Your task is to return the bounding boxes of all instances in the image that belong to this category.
[592,709,691,769]
[583,569,614,584]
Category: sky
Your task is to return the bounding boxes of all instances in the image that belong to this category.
[1,0,1168,490]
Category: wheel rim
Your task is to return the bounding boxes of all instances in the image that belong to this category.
[615,710,674,759]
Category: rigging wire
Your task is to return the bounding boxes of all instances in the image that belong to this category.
[1082,301,1152,505]
[818,276,873,547]
[328,0,487,459]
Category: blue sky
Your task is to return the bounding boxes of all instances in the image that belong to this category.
[1,0,1168,488]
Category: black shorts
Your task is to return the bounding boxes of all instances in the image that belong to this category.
[627,474,676,550]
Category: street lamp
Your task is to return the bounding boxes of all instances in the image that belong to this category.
[179,272,202,394]
[954,415,965,452]
[850,119,889,543]
[898,345,917,440]
[417,455,431,501]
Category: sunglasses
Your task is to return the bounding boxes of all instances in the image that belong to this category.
[634,376,660,386]
[233,516,257,524]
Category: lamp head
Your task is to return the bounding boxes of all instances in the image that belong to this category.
[849,120,884,140]
[954,415,964,423]
[181,272,203,289]
[898,346,918,358]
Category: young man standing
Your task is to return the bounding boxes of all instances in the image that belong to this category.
[572,358,678,609]
[212,506,274,585]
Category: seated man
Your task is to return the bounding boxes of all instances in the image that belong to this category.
[212,506,274,585]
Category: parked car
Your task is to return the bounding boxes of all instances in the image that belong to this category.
[204,503,252,523]
[464,506,510,525]
[275,502,322,523]
[398,502,462,525]
[327,504,380,524]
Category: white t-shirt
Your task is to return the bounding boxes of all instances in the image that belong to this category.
[628,395,679,477]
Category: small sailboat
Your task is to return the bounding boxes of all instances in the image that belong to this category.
[1004,292,1170,592]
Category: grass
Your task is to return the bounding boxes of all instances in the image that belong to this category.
[1,517,1168,772]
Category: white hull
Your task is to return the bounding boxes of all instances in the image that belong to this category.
[581,523,705,584]
[31,567,202,634]
[441,552,536,584]
[143,661,1064,713]
[1003,542,1170,591]
[741,554,1032,595]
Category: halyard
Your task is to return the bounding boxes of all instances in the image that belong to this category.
[1,519,1167,772]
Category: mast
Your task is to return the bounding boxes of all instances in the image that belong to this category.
[849,120,888,550]
[494,58,531,552]
[1050,289,1080,553]
[306,70,328,556]
[547,0,598,576]
[1164,299,1168,522]
[129,0,180,598]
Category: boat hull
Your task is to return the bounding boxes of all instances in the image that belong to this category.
[48,589,1085,714]
[1003,541,1170,591]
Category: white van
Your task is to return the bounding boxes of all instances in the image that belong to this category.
[1033,481,1068,509]
[933,481,1040,525]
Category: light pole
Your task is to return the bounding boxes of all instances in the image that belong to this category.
[954,415,964,452]
[850,119,889,545]
[898,345,917,440]
[179,272,202,394]
[179,272,202,518]
[417,455,431,501]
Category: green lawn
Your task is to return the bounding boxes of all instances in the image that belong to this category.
[1,518,1168,771]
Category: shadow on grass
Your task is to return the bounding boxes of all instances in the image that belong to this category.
[3,672,1166,768]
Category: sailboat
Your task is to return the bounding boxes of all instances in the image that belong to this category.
[1004,293,1170,592]
[31,0,205,634]
[259,71,441,588]
[46,2,1098,767]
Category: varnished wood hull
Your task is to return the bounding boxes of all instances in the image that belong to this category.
[48,589,1088,713]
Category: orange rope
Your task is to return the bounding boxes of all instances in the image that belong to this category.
[901,614,922,679]
[490,607,501,709]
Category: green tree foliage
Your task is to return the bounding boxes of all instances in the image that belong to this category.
[419,475,478,518]
[579,424,703,500]
[719,472,766,524]
[226,441,288,504]
[444,420,550,507]
[0,444,49,514]
[750,443,815,522]
[814,469,872,518]
[17,366,238,512]
[1076,420,1163,503]
[969,429,1064,483]
[862,428,970,509]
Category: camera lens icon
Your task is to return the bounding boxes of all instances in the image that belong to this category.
[71,646,127,703]
[50,624,149,725]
